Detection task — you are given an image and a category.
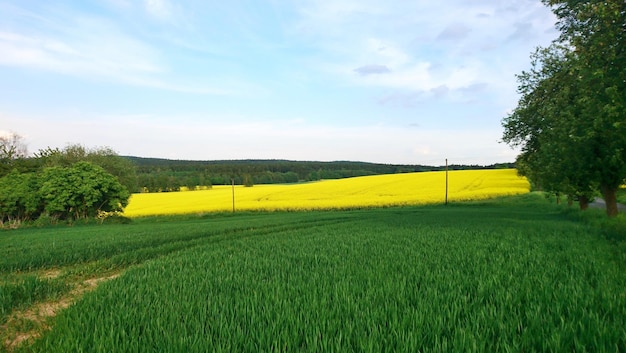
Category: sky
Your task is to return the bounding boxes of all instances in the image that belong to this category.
[0,0,559,165]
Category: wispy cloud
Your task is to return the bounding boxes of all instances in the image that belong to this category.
[0,11,157,75]
[0,0,557,164]
[0,3,235,94]
[143,0,172,20]
[0,18,161,76]
[437,23,472,41]
[354,64,391,75]
[3,109,513,164]
[292,0,556,104]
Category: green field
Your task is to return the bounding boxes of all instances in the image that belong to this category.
[1,193,625,352]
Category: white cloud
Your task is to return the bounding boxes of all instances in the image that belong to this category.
[0,129,12,138]
[144,0,171,19]
[1,110,516,164]
[354,64,391,75]
[0,10,239,95]
[293,0,557,106]
[437,23,472,41]
[362,38,410,68]
[0,17,161,76]
[0,1,556,164]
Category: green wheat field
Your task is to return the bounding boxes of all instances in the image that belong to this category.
[1,193,625,352]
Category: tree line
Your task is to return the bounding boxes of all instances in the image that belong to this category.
[1,132,515,226]
[128,156,514,192]
[502,0,625,217]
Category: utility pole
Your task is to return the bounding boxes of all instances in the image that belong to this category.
[445,159,449,206]
[231,178,235,213]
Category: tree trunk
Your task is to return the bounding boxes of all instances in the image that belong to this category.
[578,195,589,211]
[600,185,619,217]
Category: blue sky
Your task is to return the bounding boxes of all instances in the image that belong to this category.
[0,0,558,165]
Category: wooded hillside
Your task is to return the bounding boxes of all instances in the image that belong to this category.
[127,157,514,192]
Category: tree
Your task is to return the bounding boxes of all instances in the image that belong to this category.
[243,173,254,187]
[503,0,626,217]
[552,0,626,217]
[0,132,28,177]
[39,162,130,221]
[36,144,138,193]
[0,170,42,225]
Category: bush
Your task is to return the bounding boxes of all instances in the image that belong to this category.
[97,212,132,225]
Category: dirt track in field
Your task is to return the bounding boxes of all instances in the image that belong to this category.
[2,272,121,352]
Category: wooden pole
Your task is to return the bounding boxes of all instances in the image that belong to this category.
[445,159,448,206]
[231,178,235,213]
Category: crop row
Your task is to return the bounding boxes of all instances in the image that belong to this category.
[24,194,626,352]
[0,212,352,328]
[0,213,352,273]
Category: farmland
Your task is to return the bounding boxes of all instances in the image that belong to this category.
[2,193,625,352]
[124,169,529,216]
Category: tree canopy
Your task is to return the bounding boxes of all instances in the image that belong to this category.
[0,139,133,227]
[0,161,130,226]
[502,0,626,216]
[40,162,130,221]
[36,144,138,193]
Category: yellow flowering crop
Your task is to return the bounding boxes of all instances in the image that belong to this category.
[123,169,529,217]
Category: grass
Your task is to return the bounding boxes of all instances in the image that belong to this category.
[1,193,625,352]
[618,186,626,205]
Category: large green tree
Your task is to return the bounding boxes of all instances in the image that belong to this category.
[37,144,138,192]
[503,0,626,216]
[557,0,626,217]
[505,45,599,208]
[39,162,130,221]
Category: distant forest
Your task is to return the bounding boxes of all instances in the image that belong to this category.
[128,157,514,193]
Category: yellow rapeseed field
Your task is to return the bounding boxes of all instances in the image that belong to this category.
[123,169,529,217]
